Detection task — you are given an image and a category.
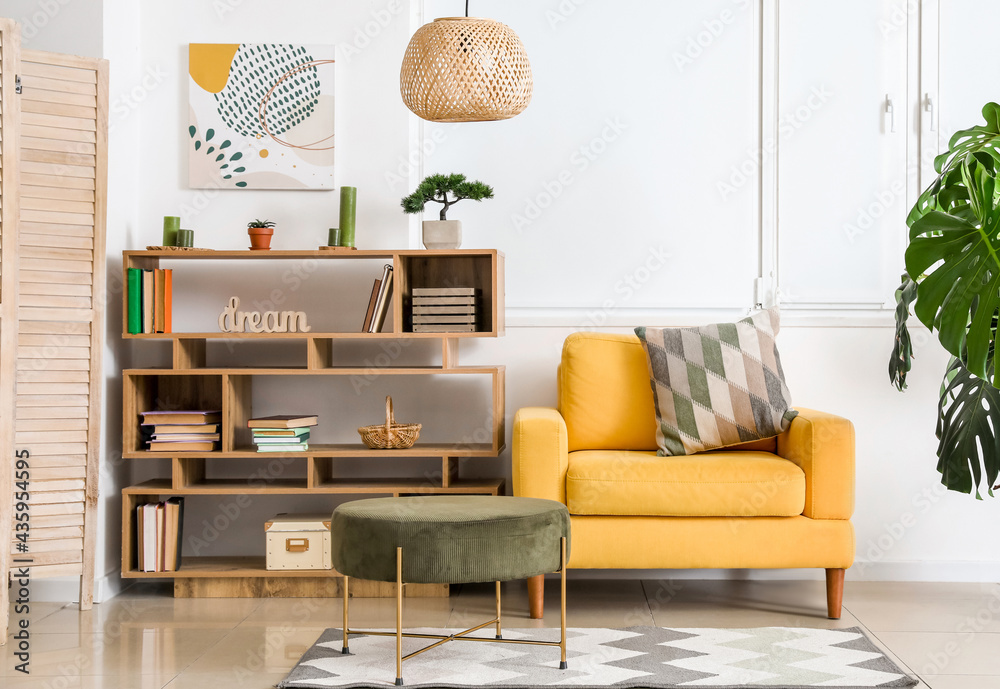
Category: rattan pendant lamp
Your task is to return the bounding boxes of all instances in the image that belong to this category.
[400,1,533,122]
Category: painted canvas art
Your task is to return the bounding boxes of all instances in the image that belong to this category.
[188,43,335,190]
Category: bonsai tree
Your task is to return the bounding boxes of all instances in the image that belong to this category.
[247,219,275,229]
[401,173,494,221]
[890,102,1000,498]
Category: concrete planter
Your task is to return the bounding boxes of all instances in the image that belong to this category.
[422,220,462,250]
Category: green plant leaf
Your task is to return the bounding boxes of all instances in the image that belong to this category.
[910,103,1000,227]
[889,273,918,391]
[905,162,1000,383]
[936,354,1000,498]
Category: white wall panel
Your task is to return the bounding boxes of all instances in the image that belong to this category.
[776,0,908,308]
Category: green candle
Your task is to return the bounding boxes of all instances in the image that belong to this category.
[328,228,342,246]
[162,216,180,246]
[339,186,357,248]
[176,229,194,247]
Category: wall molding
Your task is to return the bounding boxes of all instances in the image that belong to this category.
[504,305,899,328]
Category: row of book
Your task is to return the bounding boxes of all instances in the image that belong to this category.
[411,287,479,333]
[250,414,317,453]
[140,410,221,452]
[137,497,184,572]
[361,264,394,333]
[127,268,173,334]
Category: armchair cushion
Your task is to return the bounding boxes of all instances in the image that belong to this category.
[566,450,805,517]
[635,309,797,455]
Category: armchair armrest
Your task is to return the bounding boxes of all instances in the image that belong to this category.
[513,407,569,504]
[776,407,855,520]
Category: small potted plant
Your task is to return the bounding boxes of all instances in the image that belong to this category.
[247,219,276,250]
[401,173,494,249]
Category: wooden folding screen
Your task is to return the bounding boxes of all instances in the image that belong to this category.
[0,18,108,643]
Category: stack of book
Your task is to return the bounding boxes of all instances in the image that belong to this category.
[140,410,221,452]
[137,497,184,572]
[411,287,478,333]
[127,267,173,334]
[362,264,394,333]
[249,414,318,452]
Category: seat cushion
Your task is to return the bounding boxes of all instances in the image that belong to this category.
[566,450,806,517]
[331,496,570,584]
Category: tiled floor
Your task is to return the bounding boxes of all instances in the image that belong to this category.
[4,579,997,688]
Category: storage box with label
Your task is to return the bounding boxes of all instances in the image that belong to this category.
[265,513,332,570]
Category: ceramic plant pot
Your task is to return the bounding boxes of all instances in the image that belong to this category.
[422,220,462,250]
[248,227,274,250]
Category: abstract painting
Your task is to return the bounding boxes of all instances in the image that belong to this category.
[188,43,335,190]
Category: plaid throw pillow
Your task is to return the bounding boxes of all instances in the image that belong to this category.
[635,309,797,456]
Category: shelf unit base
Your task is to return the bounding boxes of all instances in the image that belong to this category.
[174,578,448,599]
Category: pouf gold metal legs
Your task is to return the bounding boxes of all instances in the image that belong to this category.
[341,537,569,686]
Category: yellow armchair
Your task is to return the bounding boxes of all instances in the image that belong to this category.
[513,333,855,619]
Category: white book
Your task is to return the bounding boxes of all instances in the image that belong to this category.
[411,287,477,296]
[141,503,159,571]
[412,296,476,306]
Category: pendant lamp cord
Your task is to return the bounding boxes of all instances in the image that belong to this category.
[465,0,469,16]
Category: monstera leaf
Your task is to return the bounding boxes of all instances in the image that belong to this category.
[937,354,1000,498]
[905,160,1000,384]
[890,274,918,391]
[908,102,1000,226]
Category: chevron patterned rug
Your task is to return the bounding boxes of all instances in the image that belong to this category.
[278,626,918,688]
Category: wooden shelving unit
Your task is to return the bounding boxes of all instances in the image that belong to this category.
[120,249,505,598]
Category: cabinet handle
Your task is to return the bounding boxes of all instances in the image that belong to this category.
[924,93,936,131]
[884,94,896,133]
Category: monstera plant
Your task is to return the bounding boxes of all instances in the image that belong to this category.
[891,102,1000,498]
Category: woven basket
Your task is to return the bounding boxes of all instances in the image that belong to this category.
[358,396,421,450]
[400,17,533,123]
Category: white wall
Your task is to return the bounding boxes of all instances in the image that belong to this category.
[23,0,1000,601]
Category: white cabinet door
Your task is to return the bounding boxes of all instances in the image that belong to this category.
[419,0,761,314]
[776,0,908,308]
[935,0,1000,166]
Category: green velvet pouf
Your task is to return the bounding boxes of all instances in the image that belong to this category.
[332,496,571,584]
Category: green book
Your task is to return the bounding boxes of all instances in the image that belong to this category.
[255,443,309,452]
[127,268,142,334]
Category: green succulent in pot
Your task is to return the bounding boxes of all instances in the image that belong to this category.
[891,102,1000,498]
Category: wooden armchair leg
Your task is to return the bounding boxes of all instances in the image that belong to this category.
[528,574,544,619]
[826,568,845,619]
